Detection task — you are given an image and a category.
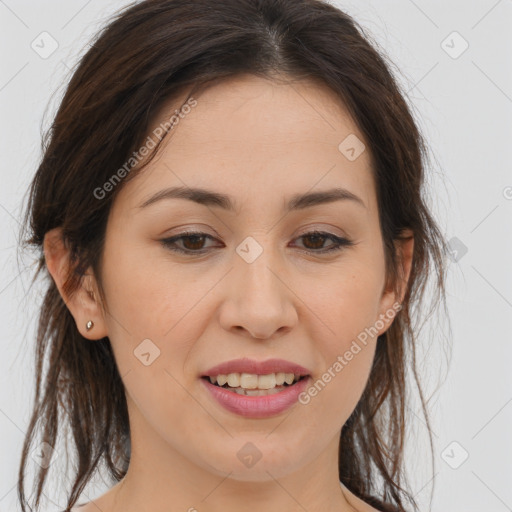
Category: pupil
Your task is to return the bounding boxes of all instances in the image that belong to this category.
[304,234,324,249]
[184,235,205,250]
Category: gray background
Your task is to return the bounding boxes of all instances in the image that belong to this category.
[1,0,511,511]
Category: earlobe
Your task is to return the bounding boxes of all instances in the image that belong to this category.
[43,227,108,340]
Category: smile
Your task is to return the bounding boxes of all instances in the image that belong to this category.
[206,371,303,395]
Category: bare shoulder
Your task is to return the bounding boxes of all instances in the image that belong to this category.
[69,500,106,512]
[340,482,387,512]
[68,481,123,512]
[68,504,92,512]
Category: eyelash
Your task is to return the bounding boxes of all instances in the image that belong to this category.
[160,230,354,256]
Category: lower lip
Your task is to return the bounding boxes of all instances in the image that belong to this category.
[201,376,310,419]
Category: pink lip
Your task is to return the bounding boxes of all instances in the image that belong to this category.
[201,357,311,377]
[200,375,311,418]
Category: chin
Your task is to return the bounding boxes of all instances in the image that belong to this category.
[194,436,310,482]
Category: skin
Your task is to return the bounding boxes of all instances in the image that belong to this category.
[44,73,413,512]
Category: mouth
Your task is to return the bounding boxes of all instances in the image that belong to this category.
[201,372,308,396]
[200,358,312,418]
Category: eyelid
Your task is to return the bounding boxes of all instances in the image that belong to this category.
[165,223,348,239]
[294,223,348,238]
[162,223,220,238]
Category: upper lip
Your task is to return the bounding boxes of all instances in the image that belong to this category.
[201,357,311,377]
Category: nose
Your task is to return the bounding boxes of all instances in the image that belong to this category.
[218,244,298,340]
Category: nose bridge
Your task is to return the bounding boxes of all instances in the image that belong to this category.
[235,234,283,304]
[220,233,296,338]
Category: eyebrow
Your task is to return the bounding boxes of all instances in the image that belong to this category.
[138,186,366,212]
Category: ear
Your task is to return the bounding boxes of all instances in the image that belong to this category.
[376,229,414,336]
[43,227,108,340]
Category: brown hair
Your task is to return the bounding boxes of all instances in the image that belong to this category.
[17,1,449,511]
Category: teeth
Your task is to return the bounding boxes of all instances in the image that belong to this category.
[258,373,276,389]
[227,373,239,387]
[240,373,258,389]
[216,375,228,386]
[208,372,301,390]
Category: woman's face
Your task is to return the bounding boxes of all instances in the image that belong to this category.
[88,74,407,481]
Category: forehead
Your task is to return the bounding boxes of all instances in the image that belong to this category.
[115,73,376,217]
[160,73,366,148]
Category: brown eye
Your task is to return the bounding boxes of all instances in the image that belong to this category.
[293,231,354,254]
[301,232,329,250]
[180,234,208,251]
[161,232,218,254]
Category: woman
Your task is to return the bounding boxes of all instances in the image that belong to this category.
[17,1,448,511]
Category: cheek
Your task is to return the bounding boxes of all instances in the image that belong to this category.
[99,250,209,418]
[124,367,192,423]
[313,263,384,344]
[302,336,377,434]
[101,239,204,342]
[299,263,383,425]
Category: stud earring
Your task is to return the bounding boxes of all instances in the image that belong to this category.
[86,320,94,331]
